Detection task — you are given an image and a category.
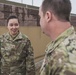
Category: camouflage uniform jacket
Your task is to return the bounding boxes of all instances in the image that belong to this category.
[40,26,76,75]
[0,32,35,75]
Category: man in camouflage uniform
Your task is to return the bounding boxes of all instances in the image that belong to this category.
[0,15,35,75]
[39,0,76,75]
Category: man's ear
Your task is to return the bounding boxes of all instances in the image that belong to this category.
[45,11,52,22]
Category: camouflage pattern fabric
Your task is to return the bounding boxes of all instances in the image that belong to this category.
[40,26,76,75]
[0,32,35,75]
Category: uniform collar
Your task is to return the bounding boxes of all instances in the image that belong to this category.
[46,26,75,54]
[6,32,23,41]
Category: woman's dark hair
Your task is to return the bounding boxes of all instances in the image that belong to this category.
[7,15,19,23]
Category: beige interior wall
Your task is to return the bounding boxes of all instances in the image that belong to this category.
[0,26,51,62]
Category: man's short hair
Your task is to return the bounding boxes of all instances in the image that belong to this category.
[41,0,71,21]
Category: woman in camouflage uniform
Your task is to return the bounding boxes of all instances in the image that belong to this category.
[0,15,35,75]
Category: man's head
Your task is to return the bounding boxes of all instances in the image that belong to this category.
[7,15,20,36]
[39,0,71,40]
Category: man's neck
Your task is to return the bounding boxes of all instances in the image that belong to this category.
[49,21,71,41]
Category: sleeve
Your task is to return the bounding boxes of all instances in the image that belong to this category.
[26,38,36,75]
[48,50,76,75]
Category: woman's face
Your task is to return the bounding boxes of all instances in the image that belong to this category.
[7,18,19,36]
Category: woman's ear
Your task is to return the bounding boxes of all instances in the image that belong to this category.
[45,11,52,22]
